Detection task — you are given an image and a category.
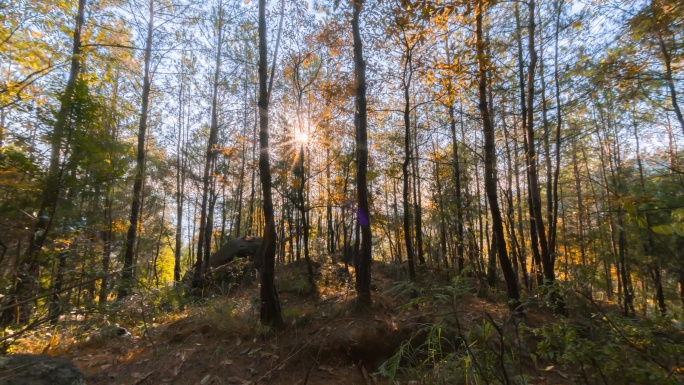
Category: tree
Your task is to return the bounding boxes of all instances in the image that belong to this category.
[475,0,520,309]
[118,0,154,299]
[2,0,87,325]
[257,0,283,327]
[524,0,565,314]
[191,0,226,291]
[351,0,372,307]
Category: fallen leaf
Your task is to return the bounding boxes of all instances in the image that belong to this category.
[361,366,372,385]
[248,347,262,356]
[200,374,212,385]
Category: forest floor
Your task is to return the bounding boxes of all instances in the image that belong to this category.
[9,260,650,385]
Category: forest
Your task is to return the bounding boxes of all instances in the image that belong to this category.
[0,0,683,383]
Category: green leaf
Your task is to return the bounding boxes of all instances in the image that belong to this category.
[623,202,637,216]
[637,217,648,228]
[672,223,684,237]
[651,225,673,235]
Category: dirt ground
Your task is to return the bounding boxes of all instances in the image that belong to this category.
[33,261,566,385]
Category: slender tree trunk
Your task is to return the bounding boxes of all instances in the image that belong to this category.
[152,194,167,287]
[513,126,528,288]
[118,0,152,300]
[525,0,565,314]
[326,148,334,254]
[539,27,555,262]
[100,67,120,302]
[267,0,285,102]
[174,66,186,285]
[1,0,87,325]
[297,145,315,288]
[657,34,684,134]
[580,141,612,299]
[412,117,425,266]
[351,0,372,306]
[449,104,465,272]
[679,269,684,312]
[514,2,537,290]
[392,177,402,263]
[257,0,282,327]
[550,0,564,259]
[433,151,449,271]
[632,111,666,316]
[597,106,632,315]
[192,4,225,290]
[475,0,520,309]
[503,117,520,286]
[246,88,258,236]
[571,145,587,267]
[101,188,113,303]
[235,82,250,238]
[402,52,416,280]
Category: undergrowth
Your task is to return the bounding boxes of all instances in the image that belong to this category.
[530,311,684,384]
[378,277,684,385]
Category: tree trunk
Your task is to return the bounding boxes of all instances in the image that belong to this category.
[502,116,520,287]
[444,34,466,274]
[174,65,187,285]
[550,0,564,260]
[571,145,587,267]
[326,148,335,254]
[525,0,565,314]
[118,0,152,300]
[1,0,87,325]
[235,81,250,238]
[297,145,315,288]
[412,116,425,266]
[402,51,416,280]
[657,34,684,134]
[100,66,120,302]
[257,0,282,327]
[632,111,666,316]
[475,0,520,309]
[246,89,258,236]
[351,0,372,306]
[434,154,448,271]
[192,3,224,290]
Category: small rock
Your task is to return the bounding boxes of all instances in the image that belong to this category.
[116,326,131,337]
[0,354,86,385]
